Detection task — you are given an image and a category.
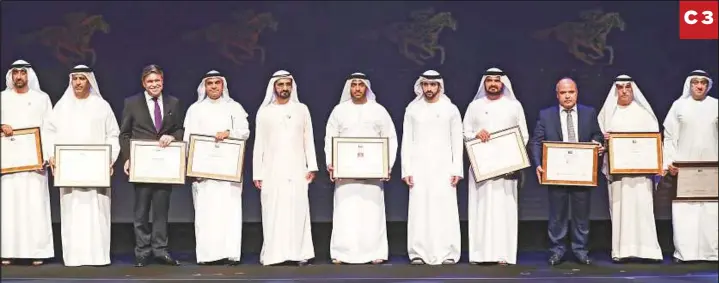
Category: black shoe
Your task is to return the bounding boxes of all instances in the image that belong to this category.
[155,255,181,266]
[134,256,149,267]
[576,255,592,265]
[548,253,562,266]
[225,259,241,266]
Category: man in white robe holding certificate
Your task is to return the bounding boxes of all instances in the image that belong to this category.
[252,70,318,266]
[324,72,397,265]
[462,67,528,265]
[662,70,718,263]
[401,70,463,265]
[1,60,54,266]
[184,70,250,265]
[45,65,120,266]
[597,75,662,263]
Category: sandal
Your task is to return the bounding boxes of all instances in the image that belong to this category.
[331,259,342,264]
[32,260,44,266]
[371,259,384,264]
[442,259,456,265]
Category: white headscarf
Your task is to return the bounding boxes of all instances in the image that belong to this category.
[259,70,299,109]
[339,72,376,104]
[472,67,516,101]
[679,70,714,99]
[196,70,232,102]
[58,65,103,104]
[598,74,658,133]
[5,59,44,93]
[411,70,450,104]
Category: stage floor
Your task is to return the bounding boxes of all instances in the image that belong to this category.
[1,252,717,283]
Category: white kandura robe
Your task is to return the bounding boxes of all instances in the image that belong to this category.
[0,89,55,259]
[402,98,463,265]
[184,98,250,263]
[604,103,662,260]
[253,102,318,265]
[663,96,719,262]
[324,100,398,263]
[462,96,529,264]
[44,95,120,266]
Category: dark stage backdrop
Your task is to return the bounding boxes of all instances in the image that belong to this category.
[1,1,717,223]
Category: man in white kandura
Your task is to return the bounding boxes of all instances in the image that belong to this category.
[45,65,120,267]
[662,70,718,263]
[597,74,663,263]
[402,70,463,265]
[1,60,54,266]
[324,72,398,265]
[252,70,318,266]
[184,70,250,265]
[463,67,528,265]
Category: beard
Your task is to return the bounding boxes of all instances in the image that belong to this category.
[276,90,290,99]
[13,80,26,89]
[485,87,501,96]
[423,91,437,100]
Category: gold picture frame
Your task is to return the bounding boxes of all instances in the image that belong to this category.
[541,142,599,187]
[128,139,187,184]
[465,126,530,182]
[1,127,45,174]
[331,137,390,179]
[186,134,245,183]
[608,132,663,175]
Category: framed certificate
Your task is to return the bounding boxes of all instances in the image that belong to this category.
[541,142,599,187]
[608,132,663,175]
[466,126,530,182]
[673,161,718,201]
[129,139,187,184]
[331,137,390,179]
[1,127,44,174]
[186,134,245,183]
[54,144,112,188]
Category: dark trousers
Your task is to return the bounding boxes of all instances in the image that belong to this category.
[133,184,172,258]
[547,186,591,258]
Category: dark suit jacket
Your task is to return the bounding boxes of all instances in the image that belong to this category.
[529,104,603,168]
[119,93,185,163]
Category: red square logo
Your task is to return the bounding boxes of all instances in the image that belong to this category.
[680,1,718,39]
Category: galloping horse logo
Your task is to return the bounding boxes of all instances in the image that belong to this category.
[359,8,458,66]
[17,13,110,67]
[183,10,278,66]
[532,9,625,66]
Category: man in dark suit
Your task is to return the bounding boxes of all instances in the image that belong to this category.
[529,78,604,266]
[119,64,184,267]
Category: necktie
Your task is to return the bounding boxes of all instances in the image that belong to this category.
[565,109,576,142]
[152,97,162,131]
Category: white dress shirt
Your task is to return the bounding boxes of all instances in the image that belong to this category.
[559,104,578,142]
[144,91,164,122]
